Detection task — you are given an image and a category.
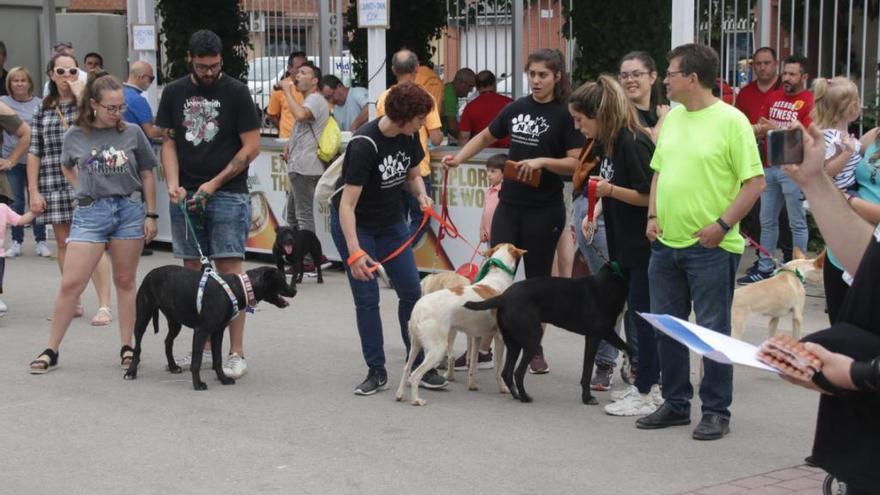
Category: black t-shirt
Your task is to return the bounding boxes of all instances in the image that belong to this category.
[332,118,424,229]
[488,95,585,206]
[156,74,260,194]
[599,128,655,268]
[802,224,880,490]
[637,106,659,128]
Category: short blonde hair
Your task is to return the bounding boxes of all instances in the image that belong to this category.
[4,66,35,97]
[811,77,860,129]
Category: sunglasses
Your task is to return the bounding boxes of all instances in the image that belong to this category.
[142,74,155,83]
[54,67,79,76]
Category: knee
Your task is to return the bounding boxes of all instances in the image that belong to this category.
[113,272,136,292]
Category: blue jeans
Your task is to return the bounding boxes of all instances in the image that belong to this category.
[626,266,659,394]
[330,206,423,370]
[649,242,739,417]
[68,195,145,243]
[401,174,431,245]
[6,163,46,243]
[573,195,637,366]
[170,191,250,260]
[758,166,807,273]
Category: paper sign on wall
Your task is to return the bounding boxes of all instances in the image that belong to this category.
[358,0,389,28]
[132,24,156,51]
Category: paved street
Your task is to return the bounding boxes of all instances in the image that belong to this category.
[1,244,830,494]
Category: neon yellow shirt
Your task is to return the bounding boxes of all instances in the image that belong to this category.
[651,101,763,254]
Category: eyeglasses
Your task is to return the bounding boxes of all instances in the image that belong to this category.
[98,103,128,114]
[618,70,649,81]
[665,70,685,78]
[142,74,155,83]
[193,62,222,74]
[54,67,79,76]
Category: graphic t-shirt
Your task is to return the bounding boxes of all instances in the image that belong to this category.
[599,128,655,268]
[332,86,368,131]
[460,91,513,147]
[651,101,763,254]
[332,118,424,229]
[488,95,585,206]
[766,89,813,129]
[376,86,441,176]
[155,74,260,194]
[288,92,330,176]
[61,123,158,200]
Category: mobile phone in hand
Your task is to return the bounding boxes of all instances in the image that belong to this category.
[767,128,804,166]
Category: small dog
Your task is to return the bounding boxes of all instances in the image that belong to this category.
[395,244,526,406]
[123,266,296,390]
[464,264,631,405]
[731,249,825,341]
[420,271,470,295]
[273,226,324,285]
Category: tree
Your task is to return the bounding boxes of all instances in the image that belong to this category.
[156,0,252,83]
[563,1,672,85]
[344,0,448,86]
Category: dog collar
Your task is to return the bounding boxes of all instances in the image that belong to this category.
[238,274,257,314]
[773,267,806,285]
[197,267,240,320]
[474,257,515,283]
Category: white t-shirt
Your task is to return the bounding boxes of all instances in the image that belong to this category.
[42,69,89,97]
[331,86,367,131]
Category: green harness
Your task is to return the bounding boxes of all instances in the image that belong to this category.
[474,257,516,283]
[773,266,806,285]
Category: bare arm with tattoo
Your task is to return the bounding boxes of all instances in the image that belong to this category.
[190,129,260,208]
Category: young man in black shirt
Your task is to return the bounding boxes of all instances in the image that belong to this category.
[156,30,261,379]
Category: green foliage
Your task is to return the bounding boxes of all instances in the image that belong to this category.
[563,0,672,85]
[344,0,448,87]
[156,0,252,83]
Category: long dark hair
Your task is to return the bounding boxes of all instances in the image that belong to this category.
[620,51,667,109]
[570,75,649,157]
[526,49,571,102]
[42,53,79,111]
[75,71,125,133]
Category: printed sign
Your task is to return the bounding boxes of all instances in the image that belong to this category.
[132,24,156,51]
[358,0,389,28]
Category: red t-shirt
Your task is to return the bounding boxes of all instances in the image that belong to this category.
[735,80,780,124]
[460,91,514,147]
[766,88,813,128]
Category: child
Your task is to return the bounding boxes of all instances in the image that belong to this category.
[480,153,506,242]
[0,192,39,316]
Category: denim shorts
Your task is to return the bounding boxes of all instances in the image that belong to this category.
[170,191,250,260]
[68,195,146,244]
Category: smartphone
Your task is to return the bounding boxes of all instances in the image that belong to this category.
[767,128,804,166]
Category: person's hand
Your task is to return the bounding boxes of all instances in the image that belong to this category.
[144,217,158,243]
[441,154,460,169]
[480,230,489,242]
[29,190,46,214]
[595,179,613,198]
[782,123,826,189]
[0,158,12,171]
[168,185,187,204]
[418,193,433,212]
[68,79,85,100]
[281,141,290,162]
[656,104,670,119]
[694,221,725,248]
[839,133,856,154]
[805,343,858,392]
[758,116,778,131]
[646,217,661,242]
[188,181,218,211]
[279,78,294,93]
[516,159,542,182]
[348,252,377,282]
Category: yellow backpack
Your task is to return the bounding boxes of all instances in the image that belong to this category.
[313,116,341,165]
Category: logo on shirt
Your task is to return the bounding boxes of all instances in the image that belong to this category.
[379,152,411,188]
[84,146,129,175]
[183,97,220,145]
[599,157,615,182]
[511,114,550,139]
[768,100,804,127]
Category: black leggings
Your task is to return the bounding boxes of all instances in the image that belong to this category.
[490,200,565,279]
[823,260,850,325]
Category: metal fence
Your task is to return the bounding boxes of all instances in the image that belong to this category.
[697,0,880,131]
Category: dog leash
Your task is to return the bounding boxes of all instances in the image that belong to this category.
[741,232,783,269]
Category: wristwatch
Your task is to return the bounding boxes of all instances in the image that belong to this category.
[146,212,159,219]
[716,218,731,233]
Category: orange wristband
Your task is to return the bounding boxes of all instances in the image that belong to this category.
[347,249,367,266]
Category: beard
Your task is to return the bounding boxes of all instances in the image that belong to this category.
[193,71,218,88]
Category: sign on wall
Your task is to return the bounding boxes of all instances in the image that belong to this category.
[357,0,389,28]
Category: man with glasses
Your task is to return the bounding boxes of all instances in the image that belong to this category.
[637,44,764,441]
[267,51,306,139]
[156,30,261,379]
[122,61,161,140]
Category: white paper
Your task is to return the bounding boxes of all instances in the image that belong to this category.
[639,313,777,373]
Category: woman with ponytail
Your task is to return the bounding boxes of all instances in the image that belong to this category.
[442,49,585,373]
[569,75,660,416]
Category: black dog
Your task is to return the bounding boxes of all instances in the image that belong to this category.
[465,264,631,405]
[273,226,324,285]
[123,266,296,390]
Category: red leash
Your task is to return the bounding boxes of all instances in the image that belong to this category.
[366,206,470,273]
[587,177,599,222]
[741,232,782,268]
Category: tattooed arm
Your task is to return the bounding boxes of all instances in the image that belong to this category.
[192,129,261,203]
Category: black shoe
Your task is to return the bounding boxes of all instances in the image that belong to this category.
[692,414,730,440]
[635,402,691,429]
[354,368,388,396]
[804,455,817,467]
[141,247,153,256]
[419,368,448,390]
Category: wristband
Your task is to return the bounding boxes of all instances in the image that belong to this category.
[716,218,732,233]
[146,213,159,219]
[347,249,367,266]
[647,214,657,220]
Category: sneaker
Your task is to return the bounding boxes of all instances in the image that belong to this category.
[649,384,664,406]
[35,241,52,257]
[419,368,449,389]
[222,352,248,379]
[173,350,213,371]
[453,350,494,371]
[610,385,639,402]
[355,368,388,396]
[528,348,550,374]
[736,266,772,285]
[6,241,21,257]
[0,299,7,317]
[604,392,659,417]
[590,363,614,390]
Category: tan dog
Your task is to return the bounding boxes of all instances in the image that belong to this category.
[731,248,825,341]
[396,244,526,406]
[420,271,470,295]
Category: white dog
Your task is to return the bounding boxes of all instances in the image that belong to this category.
[396,243,526,406]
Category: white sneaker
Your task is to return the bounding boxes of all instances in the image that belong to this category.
[604,393,658,416]
[610,385,639,402]
[649,384,664,406]
[0,299,7,317]
[223,352,248,379]
[6,241,21,257]
[35,241,52,257]
[173,350,213,371]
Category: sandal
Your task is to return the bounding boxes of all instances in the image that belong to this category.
[29,348,59,374]
[120,345,134,369]
[91,307,112,326]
